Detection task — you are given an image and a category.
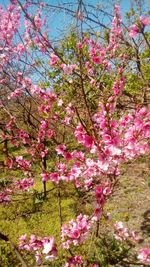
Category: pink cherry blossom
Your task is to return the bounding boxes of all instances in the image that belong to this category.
[56,144,66,155]
[15,178,34,191]
[50,53,59,67]
[42,237,56,255]
[0,188,12,203]
[19,235,57,264]
[61,64,77,75]
[50,172,59,183]
[61,214,91,248]
[129,24,139,38]
[16,156,31,170]
[6,157,13,169]
[64,255,83,267]
[41,172,50,182]
[140,16,150,26]
[138,248,150,263]
[114,222,140,243]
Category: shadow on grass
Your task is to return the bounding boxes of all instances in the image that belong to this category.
[140,209,150,237]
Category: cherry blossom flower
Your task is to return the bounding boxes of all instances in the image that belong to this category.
[50,53,59,67]
[61,64,77,75]
[19,235,57,264]
[61,214,91,248]
[114,222,140,243]
[140,16,150,26]
[64,255,83,267]
[138,248,150,263]
[129,24,139,38]
[15,178,34,191]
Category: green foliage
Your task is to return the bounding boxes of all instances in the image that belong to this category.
[0,177,11,188]
[124,73,143,95]
[89,235,130,266]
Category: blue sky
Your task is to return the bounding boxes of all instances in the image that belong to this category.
[0,0,148,40]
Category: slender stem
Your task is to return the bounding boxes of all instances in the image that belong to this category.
[9,243,29,267]
[142,31,150,50]
[43,155,47,198]
[58,186,63,231]
[96,220,100,237]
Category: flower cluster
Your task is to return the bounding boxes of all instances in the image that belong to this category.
[138,247,150,264]
[0,188,12,203]
[93,183,111,221]
[61,214,91,249]
[109,5,122,51]
[19,234,57,265]
[0,4,21,65]
[114,222,140,243]
[64,255,83,267]
[129,15,150,38]
[15,156,31,171]
[15,178,34,191]
[61,64,77,75]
